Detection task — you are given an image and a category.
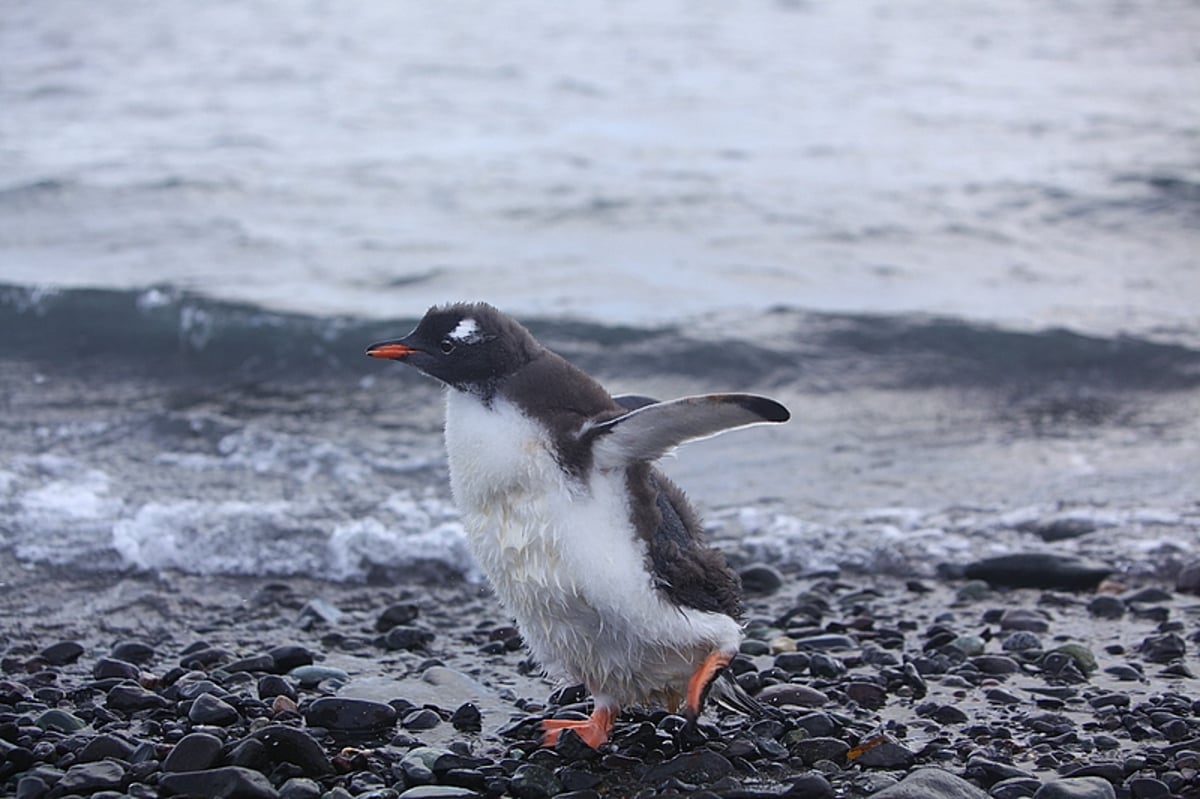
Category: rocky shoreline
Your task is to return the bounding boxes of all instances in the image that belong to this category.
[2,544,1198,799]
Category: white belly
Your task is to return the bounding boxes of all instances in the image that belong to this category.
[443,391,740,706]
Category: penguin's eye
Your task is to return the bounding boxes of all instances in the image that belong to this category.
[439,339,456,354]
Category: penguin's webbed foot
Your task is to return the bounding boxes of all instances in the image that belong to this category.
[542,704,616,749]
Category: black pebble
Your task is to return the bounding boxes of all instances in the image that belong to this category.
[376,602,421,631]
[93,657,141,681]
[162,731,224,773]
[188,693,241,726]
[40,641,85,666]
[963,553,1113,590]
[383,625,436,651]
[403,708,442,730]
[451,702,483,733]
[304,697,397,733]
[266,645,314,673]
[252,724,335,776]
[110,641,156,664]
[158,766,279,799]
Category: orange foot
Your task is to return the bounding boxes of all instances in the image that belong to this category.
[684,650,733,721]
[542,704,617,749]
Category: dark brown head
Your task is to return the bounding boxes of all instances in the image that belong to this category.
[366,302,542,396]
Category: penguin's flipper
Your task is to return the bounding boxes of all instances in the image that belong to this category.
[588,393,789,469]
[612,394,659,411]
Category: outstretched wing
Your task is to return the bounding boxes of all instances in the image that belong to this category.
[587,393,789,469]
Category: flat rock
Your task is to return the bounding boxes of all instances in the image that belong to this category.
[792,737,850,766]
[644,750,734,784]
[159,766,280,799]
[756,683,829,708]
[253,724,335,775]
[188,692,241,725]
[40,640,85,666]
[304,696,397,732]
[76,733,136,762]
[57,760,126,794]
[1032,776,1117,799]
[870,767,989,798]
[963,554,1113,590]
[163,731,224,772]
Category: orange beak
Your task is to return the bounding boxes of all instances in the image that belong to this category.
[365,342,417,359]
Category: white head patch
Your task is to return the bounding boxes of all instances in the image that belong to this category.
[449,317,486,344]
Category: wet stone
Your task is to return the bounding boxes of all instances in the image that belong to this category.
[384,626,436,651]
[870,766,989,798]
[999,608,1051,633]
[1139,633,1185,663]
[1032,776,1116,799]
[964,554,1113,591]
[844,681,887,709]
[792,737,850,766]
[377,602,421,631]
[163,731,224,772]
[279,777,323,799]
[266,645,314,673]
[1125,776,1171,798]
[852,740,916,770]
[34,708,86,733]
[40,640,85,666]
[1086,596,1124,619]
[739,564,785,595]
[1003,631,1043,652]
[188,692,241,726]
[257,674,298,701]
[774,652,810,674]
[58,760,127,794]
[644,750,734,784]
[107,683,170,711]
[252,724,334,775]
[403,708,442,730]
[756,683,829,708]
[159,766,280,799]
[451,702,482,733]
[110,640,156,664]
[305,696,397,732]
[77,733,136,762]
[970,655,1020,675]
[93,657,141,681]
[226,654,276,673]
[508,763,562,799]
[809,653,848,677]
[991,777,1044,799]
[287,664,348,687]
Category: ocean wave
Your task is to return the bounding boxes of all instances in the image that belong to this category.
[3,282,1198,391]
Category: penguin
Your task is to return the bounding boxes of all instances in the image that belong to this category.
[367,302,789,748]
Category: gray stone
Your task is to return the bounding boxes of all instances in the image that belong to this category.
[159,766,280,798]
[508,763,562,799]
[304,696,397,732]
[58,760,127,794]
[792,737,849,766]
[870,767,989,798]
[991,777,1044,798]
[252,723,335,775]
[756,683,829,707]
[34,708,86,733]
[188,692,240,726]
[163,732,224,772]
[278,777,323,799]
[398,788,481,798]
[644,750,733,785]
[40,640,85,666]
[77,734,136,763]
[852,740,916,770]
[1032,776,1117,799]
